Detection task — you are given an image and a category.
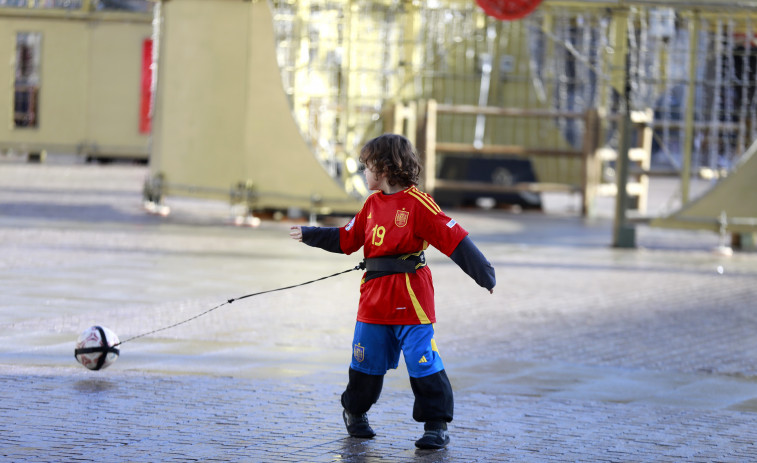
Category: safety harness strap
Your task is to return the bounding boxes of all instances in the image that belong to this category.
[363,251,426,282]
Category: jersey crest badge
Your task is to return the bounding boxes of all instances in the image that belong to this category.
[353,343,365,362]
[395,210,409,228]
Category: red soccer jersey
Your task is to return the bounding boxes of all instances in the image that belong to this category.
[339,186,468,325]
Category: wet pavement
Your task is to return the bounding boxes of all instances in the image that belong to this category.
[2,158,757,462]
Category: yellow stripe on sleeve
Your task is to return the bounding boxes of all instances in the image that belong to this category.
[417,189,442,213]
[407,188,441,215]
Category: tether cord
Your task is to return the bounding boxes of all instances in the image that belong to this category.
[114,262,365,347]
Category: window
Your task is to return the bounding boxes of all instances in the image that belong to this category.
[14,32,42,128]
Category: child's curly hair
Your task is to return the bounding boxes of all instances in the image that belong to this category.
[358,134,421,187]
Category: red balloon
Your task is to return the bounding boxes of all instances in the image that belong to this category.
[476,0,543,21]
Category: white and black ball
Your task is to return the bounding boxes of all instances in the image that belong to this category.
[74,326,120,371]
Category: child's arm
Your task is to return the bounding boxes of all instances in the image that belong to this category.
[449,236,495,294]
[290,225,343,254]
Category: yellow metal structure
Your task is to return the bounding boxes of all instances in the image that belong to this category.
[148,0,363,213]
[651,140,757,234]
[0,6,152,160]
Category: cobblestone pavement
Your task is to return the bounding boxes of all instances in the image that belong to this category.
[1,159,757,462]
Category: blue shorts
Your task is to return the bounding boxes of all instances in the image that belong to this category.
[349,321,445,378]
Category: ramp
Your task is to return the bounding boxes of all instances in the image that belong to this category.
[651,139,757,234]
[148,0,362,214]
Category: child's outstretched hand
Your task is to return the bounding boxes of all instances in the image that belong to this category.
[290,225,303,242]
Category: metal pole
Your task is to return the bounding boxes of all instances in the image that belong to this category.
[681,12,699,203]
[612,7,636,248]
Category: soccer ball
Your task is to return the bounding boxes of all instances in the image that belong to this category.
[74,326,120,371]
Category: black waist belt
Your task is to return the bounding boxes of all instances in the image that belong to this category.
[363,251,426,282]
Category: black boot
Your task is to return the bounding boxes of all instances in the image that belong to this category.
[342,409,376,438]
[415,421,449,449]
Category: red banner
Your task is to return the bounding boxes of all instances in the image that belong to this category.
[476,0,543,21]
[139,39,153,134]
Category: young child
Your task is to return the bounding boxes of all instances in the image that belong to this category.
[290,133,495,449]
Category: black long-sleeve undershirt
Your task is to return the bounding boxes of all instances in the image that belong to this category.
[302,226,342,253]
[449,236,495,291]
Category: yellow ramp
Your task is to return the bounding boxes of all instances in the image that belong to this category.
[149,0,362,213]
[651,140,757,233]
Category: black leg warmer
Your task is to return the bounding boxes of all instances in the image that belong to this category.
[409,369,454,423]
[341,368,384,415]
